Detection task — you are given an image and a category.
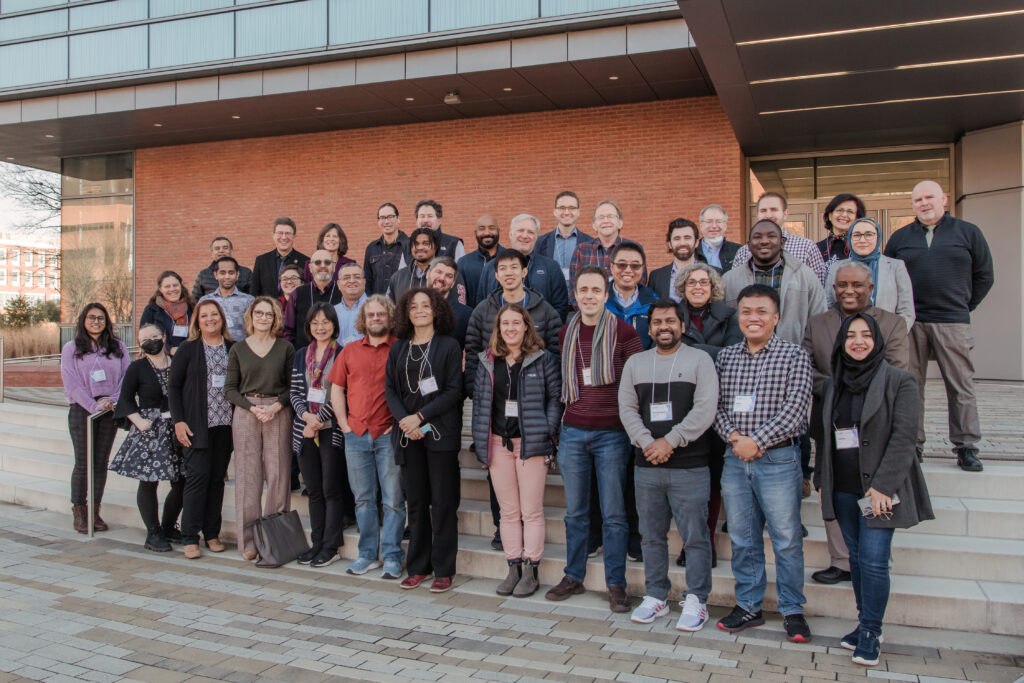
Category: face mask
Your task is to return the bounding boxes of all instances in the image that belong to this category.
[141,338,165,355]
[703,236,724,248]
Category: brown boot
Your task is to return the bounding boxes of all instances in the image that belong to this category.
[92,504,109,532]
[72,505,88,534]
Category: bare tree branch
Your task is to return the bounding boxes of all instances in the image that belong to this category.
[0,162,61,233]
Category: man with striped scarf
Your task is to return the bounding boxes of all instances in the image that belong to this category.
[545,265,643,613]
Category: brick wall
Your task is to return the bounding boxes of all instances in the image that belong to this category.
[134,96,742,321]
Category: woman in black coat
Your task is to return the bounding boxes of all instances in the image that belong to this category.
[384,288,464,593]
[674,262,741,567]
[813,313,933,667]
[168,299,234,560]
[471,303,561,598]
[140,271,195,353]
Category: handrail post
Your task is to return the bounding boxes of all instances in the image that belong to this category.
[86,408,110,539]
[0,336,5,403]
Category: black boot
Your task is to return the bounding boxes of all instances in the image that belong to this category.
[145,527,172,552]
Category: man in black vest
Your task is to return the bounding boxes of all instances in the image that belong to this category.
[283,249,343,350]
[251,217,309,297]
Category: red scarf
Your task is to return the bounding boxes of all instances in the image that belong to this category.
[305,339,336,413]
[157,296,189,325]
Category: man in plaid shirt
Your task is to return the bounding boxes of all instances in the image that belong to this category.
[732,192,827,285]
[567,200,647,305]
[713,283,814,643]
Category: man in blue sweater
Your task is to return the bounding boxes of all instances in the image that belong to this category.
[884,180,994,472]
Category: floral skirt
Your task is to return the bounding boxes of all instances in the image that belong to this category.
[109,408,182,482]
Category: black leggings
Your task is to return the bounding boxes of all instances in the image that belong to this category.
[68,404,117,506]
[297,433,354,551]
[137,479,185,532]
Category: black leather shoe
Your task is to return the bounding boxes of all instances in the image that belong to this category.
[955,447,983,472]
[811,566,851,584]
[915,446,924,463]
[676,548,686,567]
[801,524,808,538]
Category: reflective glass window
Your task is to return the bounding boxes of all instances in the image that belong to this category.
[236,0,327,57]
[150,0,232,18]
[815,149,950,199]
[69,26,147,78]
[749,158,814,201]
[0,8,66,41]
[69,0,147,30]
[542,0,655,17]
[0,37,67,88]
[328,0,426,45]
[61,195,134,323]
[150,14,233,68]
[431,0,536,31]
[1,0,64,13]
[61,153,134,197]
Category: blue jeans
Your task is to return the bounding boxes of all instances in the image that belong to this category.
[345,430,405,564]
[721,444,805,615]
[833,491,894,635]
[635,465,711,602]
[557,426,630,586]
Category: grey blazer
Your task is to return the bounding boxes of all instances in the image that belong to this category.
[825,256,915,331]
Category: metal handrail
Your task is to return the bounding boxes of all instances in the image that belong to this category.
[86,406,112,538]
[0,337,4,403]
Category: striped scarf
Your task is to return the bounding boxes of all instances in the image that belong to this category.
[560,308,618,405]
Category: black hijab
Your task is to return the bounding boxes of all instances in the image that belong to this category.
[830,313,886,422]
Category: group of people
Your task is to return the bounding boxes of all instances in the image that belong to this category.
[60,180,994,667]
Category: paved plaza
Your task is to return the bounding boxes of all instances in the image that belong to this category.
[0,504,1019,683]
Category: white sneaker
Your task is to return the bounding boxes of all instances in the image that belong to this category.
[630,596,669,624]
[676,594,709,631]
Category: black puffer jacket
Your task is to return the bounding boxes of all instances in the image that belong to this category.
[464,287,562,398]
[471,349,562,464]
[680,300,742,361]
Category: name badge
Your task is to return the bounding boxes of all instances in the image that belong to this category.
[419,376,438,395]
[835,427,860,450]
[160,411,172,420]
[307,387,327,404]
[582,367,593,386]
[732,395,755,413]
[90,369,106,383]
[505,400,518,418]
[211,374,226,388]
[650,402,673,422]
[172,324,188,338]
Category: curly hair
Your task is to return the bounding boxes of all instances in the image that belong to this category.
[355,294,395,336]
[243,296,284,337]
[393,287,454,340]
[673,262,725,304]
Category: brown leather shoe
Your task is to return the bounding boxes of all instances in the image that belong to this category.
[205,538,225,553]
[608,584,630,613]
[72,505,88,534]
[184,544,201,559]
[544,575,585,601]
[242,549,259,561]
[92,504,109,532]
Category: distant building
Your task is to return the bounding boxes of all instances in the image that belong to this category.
[0,233,60,312]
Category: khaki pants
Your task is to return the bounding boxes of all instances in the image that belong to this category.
[232,397,292,554]
[908,322,981,449]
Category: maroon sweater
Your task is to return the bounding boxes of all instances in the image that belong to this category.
[559,319,643,430]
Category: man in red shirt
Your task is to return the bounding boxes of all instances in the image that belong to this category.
[328,294,405,580]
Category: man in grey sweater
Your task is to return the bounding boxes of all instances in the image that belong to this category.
[618,299,719,631]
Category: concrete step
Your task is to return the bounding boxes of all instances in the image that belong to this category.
[2,471,1019,637]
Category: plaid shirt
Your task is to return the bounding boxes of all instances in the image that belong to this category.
[567,236,648,305]
[733,232,827,285]
[714,335,812,450]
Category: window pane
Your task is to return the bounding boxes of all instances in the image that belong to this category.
[150,0,232,18]
[62,153,134,197]
[750,158,814,202]
[70,26,147,78]
[431,0,536,31]
[61,195,134,323]
[151,14,233,68]
[69,0,148,30]
[543,0,656,17]
[328,0,427,45]
[0,8,66,41]
[815,149,950,199]
[236,0,327,58]
[0,37,67,89]
[2,0,64,13]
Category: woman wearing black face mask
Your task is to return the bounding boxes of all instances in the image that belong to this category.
[110,323,185,552]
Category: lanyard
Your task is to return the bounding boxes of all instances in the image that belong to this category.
[650,347,680,404]
[404,338,434,394]
[310,281,336,303]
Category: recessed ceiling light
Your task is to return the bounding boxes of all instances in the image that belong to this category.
[502,87,512,92]
[314,106,324,111]
[231,115,241,119]
[608,75,619,80]
[759,87,1024,115]
[44,134,54,138]
[153,123,163,127]
[5,157,13,161]
[404,97,415,102]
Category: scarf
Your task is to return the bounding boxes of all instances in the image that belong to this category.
[825,234,850,262]
[830,312,886,419]
[848,217,882,304]
[304,339,336,413]
[560,308,617,405]
[156,295,189,325]
[685,301,708,334]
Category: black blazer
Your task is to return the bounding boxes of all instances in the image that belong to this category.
[813,362,934,529]
[250,248,309,298]
[168,338,234,450]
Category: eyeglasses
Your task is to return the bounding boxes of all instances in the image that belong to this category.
[338,274,363,282]
[365,311,389,318]
[85,315,106,323]
[252,310,275,319]
[833,208,859,216]
[312,259,334,266]
[612,262,642,272]
[280,276,301,283]
[849,232,877,241]
[700,219,725,226]
[594,213,620,222]
[555,205,579,213]
[685,278,712,288]
[378,214,398,221]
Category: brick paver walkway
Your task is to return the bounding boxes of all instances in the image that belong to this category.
[0,505,1020,683]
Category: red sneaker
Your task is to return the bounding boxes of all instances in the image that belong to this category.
[400,574,432,589]
[429,576,453,593]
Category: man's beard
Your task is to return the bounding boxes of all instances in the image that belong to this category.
[367,322,388,336]
[476,234,498,249]
[655,333,680,351]
[672,245,694,261]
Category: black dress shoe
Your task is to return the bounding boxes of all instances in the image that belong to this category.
[676,548,686,567]
[490,530,503,551]
[811,566,851,584]
[915,446,925,463]
[955,447,983,472]
[801,524,808,538]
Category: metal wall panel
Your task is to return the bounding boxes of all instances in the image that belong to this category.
[236,0,326,57]
[0,8,65,41]
[70,0,148,30]
[1,0,64,13]
[69,26,147,78]
[431,0,535,32]
[148,0,233,19]
[542,0,656,17]
[0,36,66,88]
[328,0,426,45]
[150,13,233,68]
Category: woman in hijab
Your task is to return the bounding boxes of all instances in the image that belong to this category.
[813,313,933,668]
[824,218,915,331]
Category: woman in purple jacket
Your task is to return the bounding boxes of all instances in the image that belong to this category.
[60,303,130,533]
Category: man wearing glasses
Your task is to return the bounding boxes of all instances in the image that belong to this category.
[364,203,410,296]
[536,190,595,282]
[193,236,253,298]
[697,205,741,274]
[568,200,647,305]
[251,217,309,297]
[335,262,368,346]
[284,249,343,349]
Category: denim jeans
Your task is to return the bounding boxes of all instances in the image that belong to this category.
[557,426,630,586]
[721,444,805,615]
[635,465,711,602]
[345,430,405,564]
[833,491,894,635]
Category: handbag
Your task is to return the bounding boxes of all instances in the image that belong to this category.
[251,510,310,568]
